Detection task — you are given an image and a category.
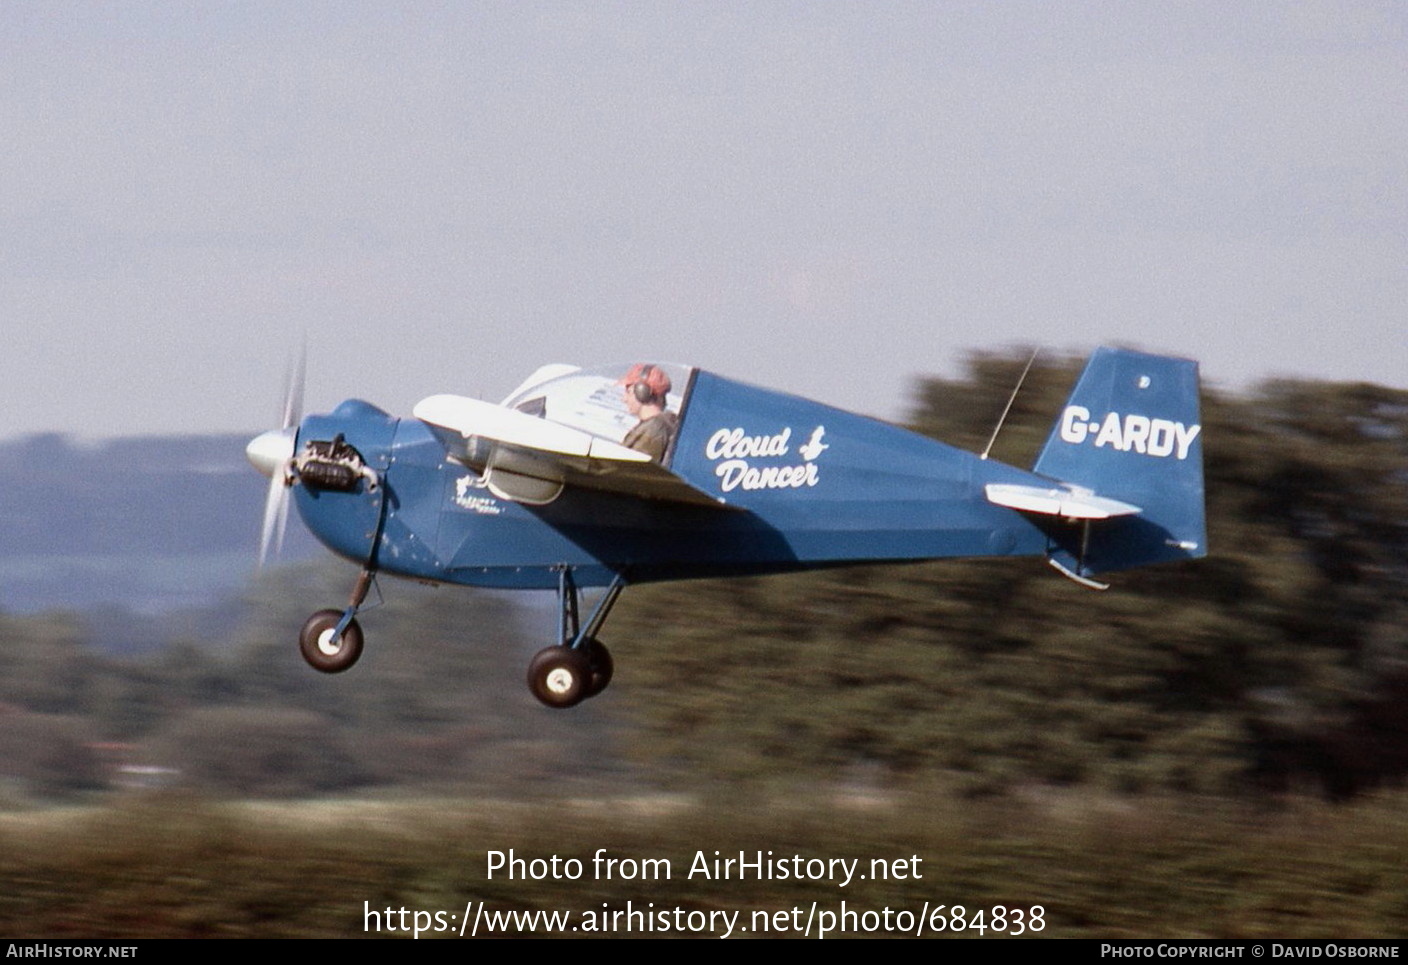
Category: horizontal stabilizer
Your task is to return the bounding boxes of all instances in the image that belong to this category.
[414,394,731,510]
[985,483,1141,520]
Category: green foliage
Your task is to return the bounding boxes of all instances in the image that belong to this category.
[1,350,1407,804]
[616,351,1408,799]
[0,560,622,801]
[1,792,1406,937]
[0,613,93,715]
[0,712,104,798]
[148,707,365,798]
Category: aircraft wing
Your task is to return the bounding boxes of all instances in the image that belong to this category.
[413,394,731,509]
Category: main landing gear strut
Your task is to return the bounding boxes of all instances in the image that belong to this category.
[526,569,624,709]
[295,566,625,710]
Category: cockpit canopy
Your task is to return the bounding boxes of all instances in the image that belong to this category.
[500,362,694,450]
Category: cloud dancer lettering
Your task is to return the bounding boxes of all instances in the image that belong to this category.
[705,426,826,493]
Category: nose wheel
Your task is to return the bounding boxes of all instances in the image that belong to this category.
[298,568,374,674]
[299,609,364,673]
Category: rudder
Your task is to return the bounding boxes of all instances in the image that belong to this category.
[1033,347,1206,577]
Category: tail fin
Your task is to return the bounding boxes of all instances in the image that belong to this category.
[1033,347,1206,578]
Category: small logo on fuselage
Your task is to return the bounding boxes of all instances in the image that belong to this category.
[454,474,504,514]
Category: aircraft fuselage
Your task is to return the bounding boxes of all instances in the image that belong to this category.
[292,372,1059,590]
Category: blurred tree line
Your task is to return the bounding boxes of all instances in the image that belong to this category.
[615,350,1408,800]
[0,564,617,800]
[0,349,1405,803]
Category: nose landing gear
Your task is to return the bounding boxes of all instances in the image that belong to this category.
[298,609,365,673]
[297,568,375,674]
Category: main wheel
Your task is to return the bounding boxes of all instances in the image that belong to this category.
[299,609,364,674]
[581,638,614,698]
[527,646,591,709]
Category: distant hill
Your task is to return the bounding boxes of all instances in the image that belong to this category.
[0,433,315,614]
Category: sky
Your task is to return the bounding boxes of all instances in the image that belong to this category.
[2,1,1405,440]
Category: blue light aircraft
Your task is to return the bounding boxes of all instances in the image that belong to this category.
[246,348,1205,708]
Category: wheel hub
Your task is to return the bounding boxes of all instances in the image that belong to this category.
[317,630,343,656]
[545,667,576,695]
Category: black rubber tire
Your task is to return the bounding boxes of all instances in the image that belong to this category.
[298,609,365,674]
[581,638,614,698]
[527,646,592,709]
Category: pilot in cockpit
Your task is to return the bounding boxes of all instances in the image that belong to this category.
[619,363,679,464]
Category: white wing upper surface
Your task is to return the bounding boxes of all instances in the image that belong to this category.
[414,394,728,509]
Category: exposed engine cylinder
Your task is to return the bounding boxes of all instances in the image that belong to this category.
[296,435,375,493]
